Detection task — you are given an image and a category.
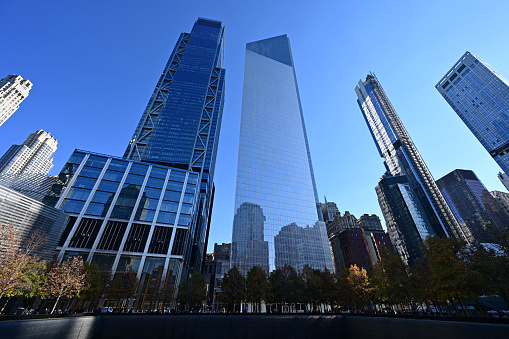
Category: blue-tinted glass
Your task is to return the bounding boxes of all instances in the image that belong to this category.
[102,170,124,182]
[157,211,177,225]
[163,190,181,202]
[85,155,107,168]
[129,163,149,176]
[149,167,168,179]
[232,36,333,274]
[169,170,186,183]
[74,176,97,190]
[166,181,184,192]
[124,173,145,186]
[107,159,128,172]
[97,180,120,193]
[79,166,102,179]
[160,201,179,213]
[146,177,165,188]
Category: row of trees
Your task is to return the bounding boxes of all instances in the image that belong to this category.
[0,223,203,313]
[0,224,87,313]
[217,236,509,315]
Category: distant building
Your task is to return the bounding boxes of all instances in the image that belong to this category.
[0,185,67,261]
[212,243,231,311]
[356,214,394,263]
[357,214,383,231]
[437,169,509,243]
[0,130,57,199]
[498,172,509,192]
[333,228,372,272]
[491,190,509,221]
[320,201,340,223]
[327,211,390,272]
[437,52,509,180]
[0,75,32,127]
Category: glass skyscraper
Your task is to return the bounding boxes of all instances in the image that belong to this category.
[355,75,466,251]
[437,169,509,243]
[43,19,225,309]
[231,35,333,275]
[436,52,509,177]
[124,18,225,276]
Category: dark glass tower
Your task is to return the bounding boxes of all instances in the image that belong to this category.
[124,18,225,275]
[355,75,465,246]
[231,35,333,275]
[436,52,509,177]
[437,169,509,243]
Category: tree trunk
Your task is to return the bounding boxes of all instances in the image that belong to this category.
[51,295,62,314]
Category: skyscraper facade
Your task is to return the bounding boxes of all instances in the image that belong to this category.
[231,35,333,274]
[124,18,225,276]
[375,174,430,265]
[42,18,225,309]
[355,75,464,243]
[437,169,508,243]
[0,75,32,127]
[0,130,57,198]
[436,52,509,175]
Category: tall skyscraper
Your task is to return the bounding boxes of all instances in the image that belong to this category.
[0,130,57,198]
[437,169,508,243]
[0,75,32,126]
[436,52,509,176]
[42,18,225,310]
[231,35,333,274]
[124,18,225,276]
[355,75,464,243]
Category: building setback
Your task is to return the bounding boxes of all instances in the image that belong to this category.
[436,52,509,178]
[437,169,509,243]
[0,75,32,127]
[231,35,333,274]
[43,18,225,310]
[123,18,225,279]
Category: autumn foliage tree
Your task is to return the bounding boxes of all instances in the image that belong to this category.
[0,224,47,301]
[42,256,87,313]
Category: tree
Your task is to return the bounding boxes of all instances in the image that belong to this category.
[268,265,301,312]
[80,262,105,301]
[371,246,410,308]
[0,224,47,301]
[177,271,207,311]
[343,265,371,310]
[105,270,138,308]
[219,266,246,312]
[246,266,268,312]
[300,265,323,310]
[42,256,87,313]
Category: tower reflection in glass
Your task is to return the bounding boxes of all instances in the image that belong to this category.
[231,35,333,275]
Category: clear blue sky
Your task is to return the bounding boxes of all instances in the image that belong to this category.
[2,0,509,253]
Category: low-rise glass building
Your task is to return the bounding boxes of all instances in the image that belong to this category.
[43,149,200,309]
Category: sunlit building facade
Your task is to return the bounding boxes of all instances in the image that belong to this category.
[437,52,509,176]
[356,75,465,252]
[43,150,200,309]
[231,35,333,274]
[43,18,225,309]
[0,130,57,199]
[0,75,32,127]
